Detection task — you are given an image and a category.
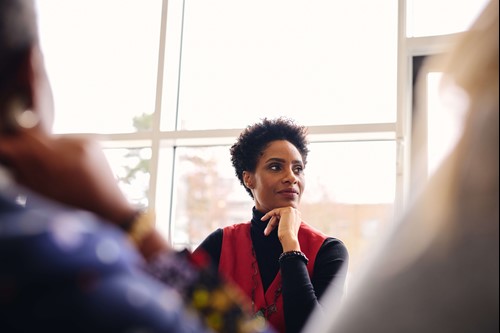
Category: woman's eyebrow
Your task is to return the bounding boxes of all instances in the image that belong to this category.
[264,157,285,164]
[264,157,303,165]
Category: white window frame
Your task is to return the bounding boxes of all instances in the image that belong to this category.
[79,0,467,237]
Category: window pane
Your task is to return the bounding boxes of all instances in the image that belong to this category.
[406,0,489,37]
[35,0,162,134]
[162,0,398,130]
[168,141,396,282]
[169,146,252,249]
[302,141,395,280]
[103,146,152,208]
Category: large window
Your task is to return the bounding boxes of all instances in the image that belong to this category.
[37,0,163,134]
[162,1,397,130]
[35,0,488,285]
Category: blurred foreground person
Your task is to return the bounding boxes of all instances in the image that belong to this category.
[303,1,499,332]
[0,0,274,332]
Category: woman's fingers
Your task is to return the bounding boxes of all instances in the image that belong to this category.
[263,215,279,236]
[261,207,301,235]
[262,209,282,236]
[261,207,302,251]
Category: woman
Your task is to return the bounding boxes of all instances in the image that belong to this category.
[194,117,349,333]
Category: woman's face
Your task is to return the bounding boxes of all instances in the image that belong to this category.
[243,140,305,213]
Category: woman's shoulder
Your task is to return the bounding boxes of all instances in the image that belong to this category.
[222,221,251,232]
[320,237,349,259]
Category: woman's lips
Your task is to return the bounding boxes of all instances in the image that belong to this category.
[278,189,299,199]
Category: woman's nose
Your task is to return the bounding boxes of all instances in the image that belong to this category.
[282,168,298,184]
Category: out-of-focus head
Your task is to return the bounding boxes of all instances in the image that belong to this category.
[302,4,498,332]
[230,117,309,199]
[402,0,499,264]
[441,0,499,233]
[0,0,54,134]
[411,0,499,196]
[440,0,498,109]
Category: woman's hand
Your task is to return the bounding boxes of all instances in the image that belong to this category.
[261,206,302,252]
[0,129,136,226]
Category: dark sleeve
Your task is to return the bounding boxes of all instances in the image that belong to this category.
[192,228,223,268]
[280,237,349,333]
[312,238,349,301]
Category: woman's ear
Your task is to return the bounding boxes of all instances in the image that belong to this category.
[243,171,254,189]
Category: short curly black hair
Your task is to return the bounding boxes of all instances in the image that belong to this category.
[230,117,309,198]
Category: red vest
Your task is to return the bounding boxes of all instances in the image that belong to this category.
[219,222,327,333]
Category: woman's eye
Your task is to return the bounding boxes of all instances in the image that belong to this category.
[269,164,281,171]
[294,166,304,173]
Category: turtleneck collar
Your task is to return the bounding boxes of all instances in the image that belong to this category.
[249,206,282,293]
[250,206,278,240]
[251,207,267,230]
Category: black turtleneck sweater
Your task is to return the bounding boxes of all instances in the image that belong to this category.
[195,207,349,333]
